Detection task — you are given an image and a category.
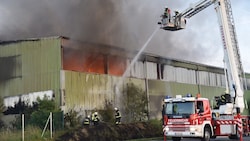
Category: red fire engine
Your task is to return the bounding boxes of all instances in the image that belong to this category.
[163,94,242,141]
[159,0,247,141]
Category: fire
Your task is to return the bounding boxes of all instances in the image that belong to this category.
[108,56,126,76]
[63,48,126,76]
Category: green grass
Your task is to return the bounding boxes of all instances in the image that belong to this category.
[0,126,55,141]
[0,120,164,141]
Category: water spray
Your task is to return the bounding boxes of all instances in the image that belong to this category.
[122,27,159,80]
[114,27,159,107]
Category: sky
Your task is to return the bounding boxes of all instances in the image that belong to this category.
[0,0,249,72]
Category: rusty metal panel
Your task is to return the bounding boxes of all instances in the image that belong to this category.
[63,71,147,112]
[0,37,62,106]
[64,72,110,111]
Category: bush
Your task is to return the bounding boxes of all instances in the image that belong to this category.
[0,96,5,129]
[124,83,148,122]
[64,109,80,129]
[10,96,63,130]
[98,100,115,123]
[148,119,163,133]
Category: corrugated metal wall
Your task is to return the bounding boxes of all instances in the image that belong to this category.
[129,61,144,78]
[146,62,158,79]
[0,37,62,106]
[148,79,226,119]
[63,70,145,113]
[1,37,250,118]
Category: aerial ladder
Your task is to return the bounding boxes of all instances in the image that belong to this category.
[159,1,248,140]
[158,0,245,114]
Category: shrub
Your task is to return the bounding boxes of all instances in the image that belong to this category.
[64,109,80,129]
[124,83,148,122]
[98,100,115,123]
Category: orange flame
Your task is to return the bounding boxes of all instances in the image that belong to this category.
[63,49,126,76]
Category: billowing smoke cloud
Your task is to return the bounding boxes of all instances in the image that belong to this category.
[0,0,248,70]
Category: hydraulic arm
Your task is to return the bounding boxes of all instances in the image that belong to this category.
[159,0,245,112]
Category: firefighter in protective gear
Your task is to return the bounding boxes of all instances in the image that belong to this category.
[220,94,226,105]
[83,115,90,126]
[114,107,121,125]
[92,112,99,125]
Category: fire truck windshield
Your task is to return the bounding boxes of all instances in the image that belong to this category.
[165,101,195,115]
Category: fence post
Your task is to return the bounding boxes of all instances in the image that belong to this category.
[50,112,53,139]
[41,112,52,138]
[22,114,24,141]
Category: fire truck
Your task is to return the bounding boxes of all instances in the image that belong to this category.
[158,0,247,141]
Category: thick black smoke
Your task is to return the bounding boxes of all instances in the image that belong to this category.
[0,0,224,67]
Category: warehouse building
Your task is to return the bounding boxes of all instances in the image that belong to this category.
[0,36,250,119]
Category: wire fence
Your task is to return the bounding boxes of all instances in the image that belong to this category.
[0,111,64,141]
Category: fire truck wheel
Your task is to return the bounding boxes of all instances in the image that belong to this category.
[201,127,211,141]
[172,137,181,141]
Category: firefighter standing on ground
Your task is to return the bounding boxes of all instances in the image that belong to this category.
[114,107,121,125]
[92,112,100,125]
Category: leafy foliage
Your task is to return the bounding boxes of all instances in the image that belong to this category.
[99,100,115,123]
[11,96,62,129]
[124,83,148,122]
[0,96,5,129]
[29,97,55,128]
[64,109,80,129]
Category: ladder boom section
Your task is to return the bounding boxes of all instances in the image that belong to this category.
[181,0,214,18]
[215,0,245,112]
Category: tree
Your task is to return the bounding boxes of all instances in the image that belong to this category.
[29,96,57,128]
[124,83,148,122]
[11,96,62,129]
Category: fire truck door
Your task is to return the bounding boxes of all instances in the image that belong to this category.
[197,101,206,123]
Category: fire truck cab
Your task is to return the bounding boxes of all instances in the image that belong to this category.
[163,94,213,141]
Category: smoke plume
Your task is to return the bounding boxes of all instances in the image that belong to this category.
[0,0,229,67]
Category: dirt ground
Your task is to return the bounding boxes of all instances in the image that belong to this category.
[56,122,162,141]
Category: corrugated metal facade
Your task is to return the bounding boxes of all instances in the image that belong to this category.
[148,80,229,119]
[0,37,62,106]
[62,70,145,113]
[1,36,250,118]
